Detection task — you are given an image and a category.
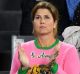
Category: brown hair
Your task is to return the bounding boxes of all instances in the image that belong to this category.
[31,1,59,38]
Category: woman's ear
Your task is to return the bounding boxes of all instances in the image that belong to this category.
[32,21,35,34]
[54,21,58,28]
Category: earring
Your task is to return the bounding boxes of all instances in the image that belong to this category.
[32,29,34,34]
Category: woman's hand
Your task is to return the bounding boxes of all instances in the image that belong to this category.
[18,44,29,68]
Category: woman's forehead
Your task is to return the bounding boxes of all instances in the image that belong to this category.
[35,8,52,15]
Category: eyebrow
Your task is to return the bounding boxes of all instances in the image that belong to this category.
[35,14,50,16]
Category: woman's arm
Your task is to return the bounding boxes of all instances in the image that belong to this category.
[57,46,80,74]
[10,44,29,74]
[10,50,21,74]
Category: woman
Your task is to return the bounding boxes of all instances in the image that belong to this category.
[20,0,71,36]
[10,1,80,74]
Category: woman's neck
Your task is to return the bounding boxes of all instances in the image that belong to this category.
[37,33,56,47]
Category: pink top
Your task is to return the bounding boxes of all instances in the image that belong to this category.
[10,40,80,74]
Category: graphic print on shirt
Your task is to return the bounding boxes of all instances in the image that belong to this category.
[31,51,51,59]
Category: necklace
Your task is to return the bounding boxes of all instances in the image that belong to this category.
[34,38,59,50]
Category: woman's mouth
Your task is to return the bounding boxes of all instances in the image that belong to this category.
[40,26,46,29]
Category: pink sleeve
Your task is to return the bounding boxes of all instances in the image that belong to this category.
[10,50,21,74]
[57,46,80,74]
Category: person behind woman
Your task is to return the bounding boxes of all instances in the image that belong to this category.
[10,1,80,74]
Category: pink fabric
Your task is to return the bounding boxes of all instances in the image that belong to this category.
[10,40,80,74]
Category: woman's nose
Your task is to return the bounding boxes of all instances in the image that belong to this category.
[40,18,45,24]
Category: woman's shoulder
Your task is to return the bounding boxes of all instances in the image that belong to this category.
[61,41,75,47]
[60,41,76,52]
[21,40,34,47]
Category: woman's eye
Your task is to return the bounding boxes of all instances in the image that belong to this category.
[35,16,40,19]
[45,15,50,19]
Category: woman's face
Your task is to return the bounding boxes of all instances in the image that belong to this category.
[33,8,56,35]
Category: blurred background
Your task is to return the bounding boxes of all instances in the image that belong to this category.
[0,0,21,73]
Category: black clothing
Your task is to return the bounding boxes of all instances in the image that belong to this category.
[72,2,80,26]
